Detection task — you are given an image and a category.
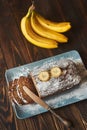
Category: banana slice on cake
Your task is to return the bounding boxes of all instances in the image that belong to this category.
[38,71,50,81]
[50,67,62,78]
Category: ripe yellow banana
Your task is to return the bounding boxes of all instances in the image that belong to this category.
[31,12,68,43]
[35,12,71,33]
[21,10,58,49]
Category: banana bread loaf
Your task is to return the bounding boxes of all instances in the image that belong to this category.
[8,59,81,105]
[30,59,81,98]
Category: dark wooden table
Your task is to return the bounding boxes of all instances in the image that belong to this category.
[0,0,87,129]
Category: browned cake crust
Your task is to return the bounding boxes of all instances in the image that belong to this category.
[8,76,38,105]
[30,59,81,98]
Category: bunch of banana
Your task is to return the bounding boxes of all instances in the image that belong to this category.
[21,5,71,49]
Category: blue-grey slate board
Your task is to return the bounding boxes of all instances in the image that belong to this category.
[5,50,87,119]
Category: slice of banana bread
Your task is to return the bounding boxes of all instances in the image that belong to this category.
[8,76,38,105]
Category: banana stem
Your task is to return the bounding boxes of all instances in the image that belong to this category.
[30,0,35,5]
[26,4,35,18]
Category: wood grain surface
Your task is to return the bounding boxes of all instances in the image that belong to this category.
[0,0,87,130]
